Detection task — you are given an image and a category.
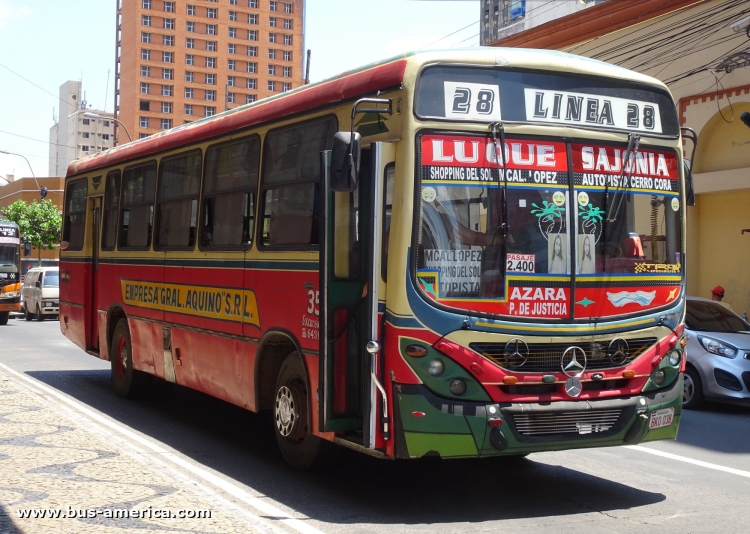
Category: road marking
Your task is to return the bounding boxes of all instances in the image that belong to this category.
[0,362,325,534]
[626,445,750,479]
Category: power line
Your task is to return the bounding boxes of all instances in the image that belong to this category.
[0,62,76,111]
[419,20,478,49]
[0,129,77,150]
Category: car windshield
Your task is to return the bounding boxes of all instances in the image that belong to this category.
[686,301,750,333]
[43,272,59,287]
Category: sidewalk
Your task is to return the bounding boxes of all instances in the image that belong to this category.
[0,372,253,534]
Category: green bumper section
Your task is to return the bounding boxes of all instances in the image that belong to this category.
[393,375,683,459]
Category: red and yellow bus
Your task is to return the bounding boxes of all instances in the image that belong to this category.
[60,49,689,468]
[0,221,22,325]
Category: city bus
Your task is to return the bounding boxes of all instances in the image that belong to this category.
[60,49,689,468]
[0,220,22,325]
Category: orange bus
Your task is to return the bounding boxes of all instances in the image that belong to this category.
[0,221,22,325]
[60,49,689,468]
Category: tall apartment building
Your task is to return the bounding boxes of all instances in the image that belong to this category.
[116,0,306,143]
[48,81,115,176]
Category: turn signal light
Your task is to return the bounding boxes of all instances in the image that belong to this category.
[622,370,636,379]
[488,418,503,427]
[502,376,517,385]
[405,344,428,357]
[680,337,687,349]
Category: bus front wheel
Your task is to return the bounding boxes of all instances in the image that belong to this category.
[273,352,324,470]
[110,319,147,398]
[0,312,8,326]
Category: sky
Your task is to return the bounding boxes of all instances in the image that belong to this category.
[0,0,479,181]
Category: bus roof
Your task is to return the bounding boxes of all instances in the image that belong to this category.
[0,221,19,228]
[66,48,670,178]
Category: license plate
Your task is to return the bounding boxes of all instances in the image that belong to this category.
[649,407,674,430]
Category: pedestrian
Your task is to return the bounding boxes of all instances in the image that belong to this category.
[710,285,734,311]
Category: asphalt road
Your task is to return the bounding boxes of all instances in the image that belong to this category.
[1,317,749,533]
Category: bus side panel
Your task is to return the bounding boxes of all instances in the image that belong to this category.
[97,312,109,361]
[304,353,335,442]
[59,260,90,351]
[129,318,159,376]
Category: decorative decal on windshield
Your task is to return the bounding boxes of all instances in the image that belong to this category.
[606,290,657,308]
[524,89,663,133]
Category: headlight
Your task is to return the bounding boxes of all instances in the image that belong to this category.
[667,350,681,366]
[698,336,737,359]
[0,283,21,299]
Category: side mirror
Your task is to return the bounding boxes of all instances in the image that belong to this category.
[684,160,695,207]
[330,132,361,192]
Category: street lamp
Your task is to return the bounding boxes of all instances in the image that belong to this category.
[83,112,132,144]
[0,150,44,197]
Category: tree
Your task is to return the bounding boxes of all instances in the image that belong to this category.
[3,199,62,266]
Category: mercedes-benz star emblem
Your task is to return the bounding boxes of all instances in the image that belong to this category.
[561,346,587,377]
[608,338,630,365]
[503,338,529,368]
[565,376,583,398]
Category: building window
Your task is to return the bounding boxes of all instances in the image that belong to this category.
[248,30,258,41]
[162,85,173,96]
[185,71,194,82]
[164,1,174,13]
[187,4,196,15]
[104,120,111,127]
[82,118,90,125]
[230,0,237,5]
[206,57,216,68]
[268,49,276,59]
[140,117,149,128]
[249,13,258,24]
[163,18,174,29]
[206,73,216,84]
[162,51,173,63]
[228,43,236,54]
[186,21,195,32]
[267,80,275,91]
[269,32,277,43]
[185,104,193,115]
[205,106,216,117]
[246,78,257,89]
[247,62,257,73]
[249,0,258,7]
[161,102,173,114]
[247,46,258,56]
[227,76,236,87]
[284,18,292,29]
[228,59,236,71]
[142,0,152,8]
[282,82,291,92]
[141,65,151,77]
[185,87,194,98]
[141,32,151,43]
[229,11,237,21]
[82,132,90,139]
[140,82,150,94]
[185,54,194,65]
[282,66,291,78]
[102,134,110,141]
[161,118,172,130]
[283,34,292,45]
[142,15,151,26]
[268,64,276,76]
[269,1,277,11]
[227,92,235,104]
[139,133,149,139]
[207,8,217,18]
[163,34,174,46]
[283,50,292,61]
[186,37,195,48]
[246,94,257,104]
[206,24,217,35]
[81,145,90,152]
[229,27,237,38]
[206,40,217,51]
[163,68,174,80]
[269,17,277,27]
[141,49,151,60]
[284,2,292,13]
[140,99,150,111]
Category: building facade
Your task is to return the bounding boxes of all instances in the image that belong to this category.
[116,0,306,143]
[48,81,115,176]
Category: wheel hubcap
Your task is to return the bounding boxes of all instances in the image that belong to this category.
[683,374,694,404]
[115,337,128,380]
[275,385,297,437]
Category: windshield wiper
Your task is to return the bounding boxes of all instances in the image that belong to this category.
[489,122,509,246]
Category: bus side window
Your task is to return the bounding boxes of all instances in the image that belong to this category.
[119,161,157,249]
[201,135,260,248]
[260,115,337,248]
[381,163,395,282]
[102,170,121,251]
[155,150,202,249]
[63,178,88,251]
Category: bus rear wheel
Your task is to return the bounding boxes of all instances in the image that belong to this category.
[0,312,8,326]
[110,319,147,398]
[273,352,324,470]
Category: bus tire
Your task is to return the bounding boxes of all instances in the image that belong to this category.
[0,312,8,326]
[110,319,147,398]
[273,351,324,470]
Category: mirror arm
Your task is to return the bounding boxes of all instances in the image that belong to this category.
[348,98,393,155]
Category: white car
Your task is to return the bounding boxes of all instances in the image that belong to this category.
[21,267,59,321]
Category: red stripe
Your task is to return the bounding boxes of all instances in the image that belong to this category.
[68,59,408,176]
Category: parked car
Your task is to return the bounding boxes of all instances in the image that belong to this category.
[21,267,59,321]
[683,296,750,409]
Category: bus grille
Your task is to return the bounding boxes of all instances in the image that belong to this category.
[470,338,657,373]
[512,409,622,436]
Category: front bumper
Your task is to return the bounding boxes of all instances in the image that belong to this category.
[0,297,21,313]
[693,351,750,404]
[393,373,682,459]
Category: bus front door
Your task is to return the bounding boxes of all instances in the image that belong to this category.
[88,196,102,352]
[319,142,391,449]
